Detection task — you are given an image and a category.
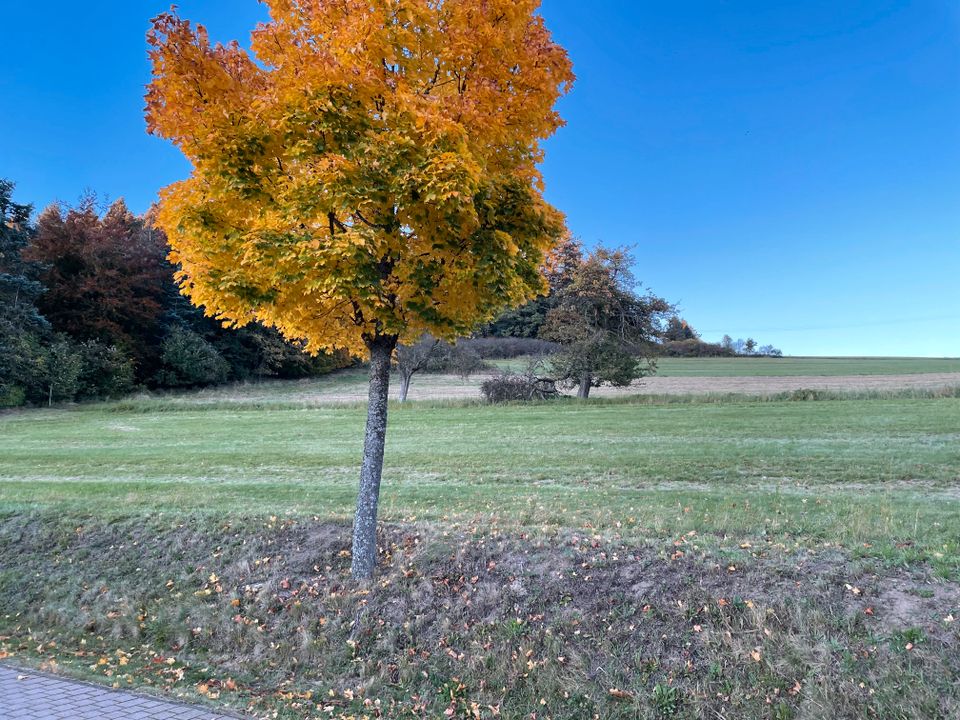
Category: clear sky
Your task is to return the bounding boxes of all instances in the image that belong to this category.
[2,1,958,356]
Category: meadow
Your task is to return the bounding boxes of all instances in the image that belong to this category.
[652,356,960,377]
[1,361,959,719]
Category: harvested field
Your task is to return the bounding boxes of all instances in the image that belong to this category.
[632,371,960,397]
[149,368,960,406]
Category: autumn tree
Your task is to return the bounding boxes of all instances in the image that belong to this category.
[540,247,672,398]
[145,1,573,579]
[486,234,583,338]
[663,316,698,342]
[28,198,170,376]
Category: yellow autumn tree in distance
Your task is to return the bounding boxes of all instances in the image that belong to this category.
[145,0,574,579]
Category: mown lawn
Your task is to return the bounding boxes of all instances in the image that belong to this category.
[1,394,958,570]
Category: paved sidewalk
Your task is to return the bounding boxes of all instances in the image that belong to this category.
[0,665,241,719]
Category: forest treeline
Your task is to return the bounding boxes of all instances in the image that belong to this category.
[0,181,349,407]
[2,180,781,408]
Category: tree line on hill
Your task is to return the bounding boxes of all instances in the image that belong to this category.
[660,320,782,358]
[471,238,781,399]
[483,239,781,361]
[2,178,782,408]
[399,236,783,401]
[0,180,349,408]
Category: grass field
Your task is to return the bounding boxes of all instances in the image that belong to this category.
[652,356,960,377]
[2,378,959,719]
[490,355,960,376]
[1,395,959,564]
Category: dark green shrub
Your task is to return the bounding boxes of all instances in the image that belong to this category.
[76,341,136,399]
[154,326,229,387]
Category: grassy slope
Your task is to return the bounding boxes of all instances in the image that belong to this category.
[3,514,958,720]
[2,389,959,719]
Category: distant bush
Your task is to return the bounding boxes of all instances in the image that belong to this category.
[154,327,230,388]
[658,339,736,357]
[43,340,85,404]
[788,388,826,401]
[76,341,135,400]
[480,369,558,403]
[446,344,488,379]
[0,385,26,408]
[461,337,559,359]
[480,360,560,403]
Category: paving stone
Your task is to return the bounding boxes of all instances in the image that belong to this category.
[0,665,243,719]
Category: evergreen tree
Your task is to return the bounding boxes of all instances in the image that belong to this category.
[0,180,50,406]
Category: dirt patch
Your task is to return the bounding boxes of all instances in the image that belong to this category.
[873,579,960,636]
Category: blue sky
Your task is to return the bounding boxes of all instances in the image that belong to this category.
[2,1,958,356]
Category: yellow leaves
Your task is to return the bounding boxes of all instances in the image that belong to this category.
[147,0,570,357]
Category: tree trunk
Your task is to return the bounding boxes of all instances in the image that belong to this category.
[398,371,412,402]
[577,372,591,399]
[351,334,397,581]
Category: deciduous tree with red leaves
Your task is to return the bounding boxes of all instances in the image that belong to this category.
[27,198,171,376]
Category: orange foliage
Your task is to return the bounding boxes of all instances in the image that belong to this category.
[145,1,573,356]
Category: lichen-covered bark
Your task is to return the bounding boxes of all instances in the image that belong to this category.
[351,335,397,580]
